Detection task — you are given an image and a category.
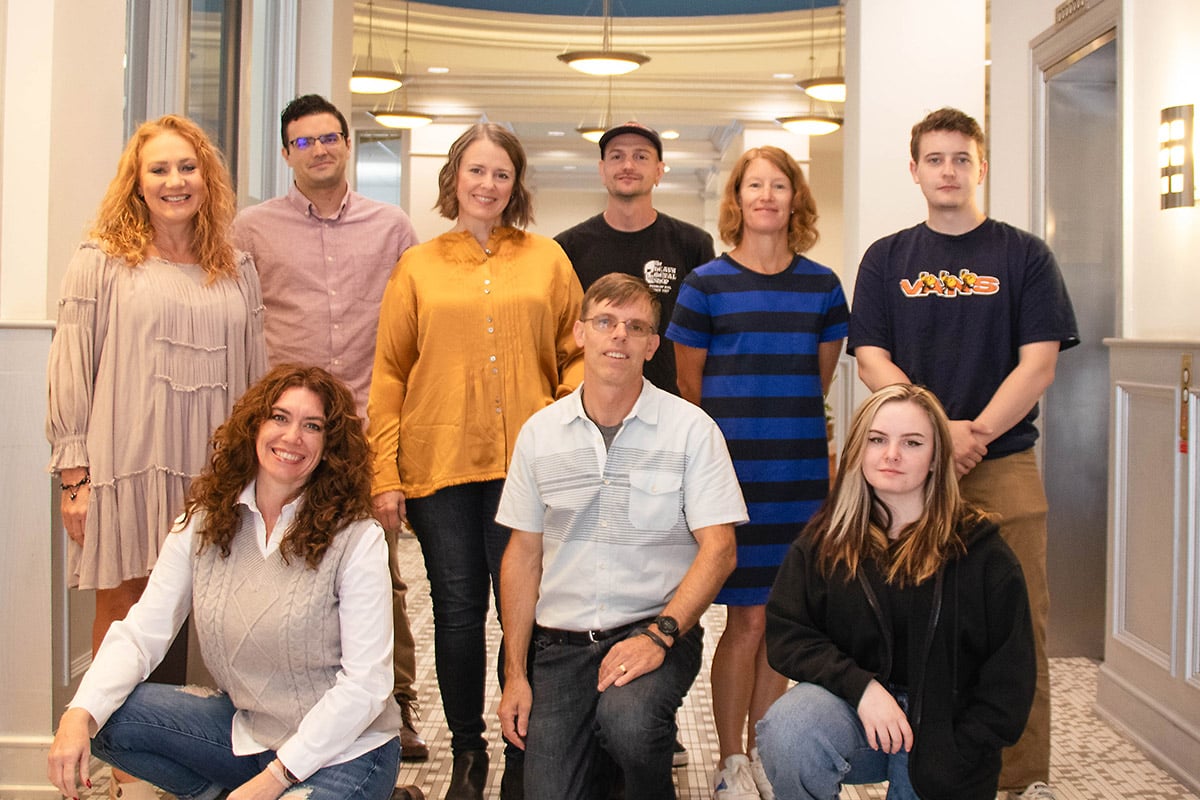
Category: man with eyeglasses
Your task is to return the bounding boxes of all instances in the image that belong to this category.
[495,273,746,800]
[231,95,429,785]
[556,121,714,398]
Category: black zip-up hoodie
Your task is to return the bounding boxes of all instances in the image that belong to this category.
[764,519,1036,800]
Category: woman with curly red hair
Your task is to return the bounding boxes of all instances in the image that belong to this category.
[48,365,420,800]
[45,114,265,660]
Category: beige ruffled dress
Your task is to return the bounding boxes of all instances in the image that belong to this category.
[46,241,266,590]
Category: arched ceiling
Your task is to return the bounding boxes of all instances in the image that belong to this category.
[351,1,847,195]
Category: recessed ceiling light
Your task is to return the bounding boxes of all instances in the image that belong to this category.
[547,130,566,137]
[427,66,450,74]
[773,73,795,80]
[660,130,680,140]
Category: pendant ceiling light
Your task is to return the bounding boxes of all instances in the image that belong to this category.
[369,1,433,129]
[777,113,843,136]
[352,0,403,94]
[797,1,846,104]
[559,0,649,77]
[577,77,614,142]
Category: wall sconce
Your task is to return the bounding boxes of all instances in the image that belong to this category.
[1159,104,1194,209]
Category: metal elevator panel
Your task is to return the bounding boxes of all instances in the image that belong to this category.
[1041,34,1118,659]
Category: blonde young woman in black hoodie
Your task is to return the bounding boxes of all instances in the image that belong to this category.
[758,384,1035,800]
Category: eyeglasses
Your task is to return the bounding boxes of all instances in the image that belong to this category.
[288,132,344,150]
[581,315,657,338]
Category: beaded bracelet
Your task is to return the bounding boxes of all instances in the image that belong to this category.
[60,474,90,501]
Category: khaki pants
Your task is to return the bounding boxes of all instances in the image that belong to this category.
[959,449,1051,791]
[385,525,419,704]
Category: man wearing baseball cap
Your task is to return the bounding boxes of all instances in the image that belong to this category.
[557,121,715,398]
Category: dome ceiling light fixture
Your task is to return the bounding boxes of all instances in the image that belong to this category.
[351,0,403,94]
[796,0,846,104]
[368,0,433,129]
[777,111,843,136]
[558,0,649,77]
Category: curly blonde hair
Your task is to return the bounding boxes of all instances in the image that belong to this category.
[182,365,374,569]
[91,115,238,282]
[718,145,819,253]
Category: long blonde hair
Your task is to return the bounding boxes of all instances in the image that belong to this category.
[808,384,985,586]
[91,114,238,281]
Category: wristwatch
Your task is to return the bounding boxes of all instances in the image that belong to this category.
[653,614,680,642]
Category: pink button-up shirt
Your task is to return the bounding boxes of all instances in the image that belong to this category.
[232,184,418,413]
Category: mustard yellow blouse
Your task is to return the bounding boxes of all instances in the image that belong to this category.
[368,227,584,499]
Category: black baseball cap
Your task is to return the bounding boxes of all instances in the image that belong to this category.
[598,121,663,160]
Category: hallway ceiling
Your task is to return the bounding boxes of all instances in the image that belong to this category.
[351,1,846,195]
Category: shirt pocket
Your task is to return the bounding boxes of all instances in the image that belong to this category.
[627,470,683,530]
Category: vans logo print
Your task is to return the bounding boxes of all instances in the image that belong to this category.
[899,269,999,298]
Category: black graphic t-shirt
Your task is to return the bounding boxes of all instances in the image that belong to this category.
[557,212,715,393]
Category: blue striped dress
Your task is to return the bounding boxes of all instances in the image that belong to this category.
[665,253,848,605]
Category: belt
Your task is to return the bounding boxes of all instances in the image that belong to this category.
[535,618,653,646]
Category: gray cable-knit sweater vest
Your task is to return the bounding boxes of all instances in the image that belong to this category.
[191,507,401,750]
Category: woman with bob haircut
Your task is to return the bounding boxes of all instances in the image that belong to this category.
[46,112,265,797]
[757,384,1036,800]
[48,365,424,800]
[666,145,847,798]
[368,122,582,798]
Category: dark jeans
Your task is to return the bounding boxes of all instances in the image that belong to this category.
[406,479,513,756]
[91,683,401,800]
[524,625,703,800]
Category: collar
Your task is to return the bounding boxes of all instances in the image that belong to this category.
[237,479,305,519]
[286,181,352,222]
[561,378,661,429]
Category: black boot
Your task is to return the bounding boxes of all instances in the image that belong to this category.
[445,750,488,800]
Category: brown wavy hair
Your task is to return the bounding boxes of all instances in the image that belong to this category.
[718,145,819,253]
[91,114,238,282]
[806,384,987,586]
[182,365,373,568]
[435,122,534,229]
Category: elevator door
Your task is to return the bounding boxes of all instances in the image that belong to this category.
[1041,34,1118,659]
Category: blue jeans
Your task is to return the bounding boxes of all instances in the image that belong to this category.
[524,625,703,800]
[756,682,920,800]
[406,479,512,756]
[91,683,401,800]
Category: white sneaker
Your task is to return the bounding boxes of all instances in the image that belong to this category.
[1009,782,1057,800]
[713,754,761,800]
[748,747,775,800]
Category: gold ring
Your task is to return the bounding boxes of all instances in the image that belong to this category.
[618,664,627,674]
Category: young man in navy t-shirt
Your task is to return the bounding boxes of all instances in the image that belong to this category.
[849,107,1078,800]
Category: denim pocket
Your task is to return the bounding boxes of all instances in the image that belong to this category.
[627,470,682,530]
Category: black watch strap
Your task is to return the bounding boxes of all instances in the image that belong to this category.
[653,614,680,641]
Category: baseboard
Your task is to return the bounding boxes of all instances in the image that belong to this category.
[1095,663,1200,794]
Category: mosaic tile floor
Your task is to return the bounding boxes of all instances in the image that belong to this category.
[80,533,1198,800]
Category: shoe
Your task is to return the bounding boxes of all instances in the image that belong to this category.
[397,697,429,761]
[392,786,427,800]
[445,750,488,800]
[712,754,760,800]
[1008,782,1057,799]
[108,776,160,799]
[748,747,774,800]
[673,738,689,768]
[499,757,524,799]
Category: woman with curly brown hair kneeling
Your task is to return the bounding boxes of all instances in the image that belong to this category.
[48,365,418,800]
